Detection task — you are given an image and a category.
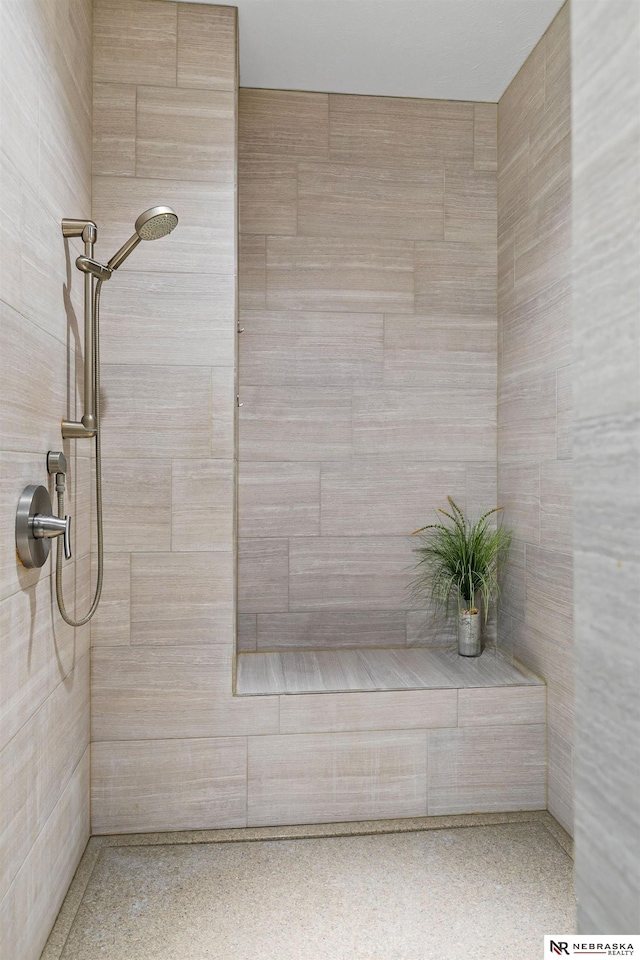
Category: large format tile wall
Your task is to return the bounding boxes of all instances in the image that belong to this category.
[89,0,244,829]
[497,4,573,834]
[237,90,498,652]
[572,0,640,933]
[0,0,93,957]
[90,0,547,839]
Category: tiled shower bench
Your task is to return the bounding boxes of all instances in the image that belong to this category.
[235,646,547,825]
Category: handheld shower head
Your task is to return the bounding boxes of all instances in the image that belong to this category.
[135,206,179,241]
[107,205,178,271]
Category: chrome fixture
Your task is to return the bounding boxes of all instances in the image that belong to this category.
[61,206,178,441]
[61,218,98,440]
[15,483,71,569]
[26,205,179,625]
[74,205,178,282]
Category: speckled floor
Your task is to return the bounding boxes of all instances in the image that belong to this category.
[43,813,574,960]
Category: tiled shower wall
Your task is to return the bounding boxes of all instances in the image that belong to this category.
[497,4,573,834]
[89,0,547,839]
[89,0,249,831]
[0,1,93,957]
[237,90,498,652]
[572,0,640,932]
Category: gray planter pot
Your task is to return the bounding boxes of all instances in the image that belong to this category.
[458,611,482,657]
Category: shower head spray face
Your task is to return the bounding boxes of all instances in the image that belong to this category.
[107,205,179,271]
[135,206,179,241]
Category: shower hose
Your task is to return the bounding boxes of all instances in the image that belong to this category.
[55,279,104,626]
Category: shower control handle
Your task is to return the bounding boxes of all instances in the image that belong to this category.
[32,513,72,560]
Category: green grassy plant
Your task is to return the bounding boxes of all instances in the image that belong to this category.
[411,497,512,620]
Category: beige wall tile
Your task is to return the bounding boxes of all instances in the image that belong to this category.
[497,37,545,166]
[256,611,408,651]
[91,553,131,646]
[92,737,247,834]
[239,89,329,159]
[427,725,546,815]
[100,459,171,553]
[72,454,92,563]
[529,116,570,210]
[458,685,546,727]
[238,235,266,310]
[383,315,496,390]
[556,365,572,460]
[298,161,444,241]
[92,646,279,740]
[100,365,211,459]
[239,462,320,538]
[136,87,235,183]
[288,538,414,611]
[498,537,526,624]
[514,187,570,307]
[501,278,571,378]
[94,0,177,86]
[279,689,457,735]
[414,241,496,319]
[329,94,473,167]
[239,160,297,236]
[0,452,47,602]
[266,236,414,314]
[406,609,457,648]
[465,461,499,517]
[238,539,289,614]
[237,652,286,695]
[525,545,573,646]
[353,387,496,462]
[237,614,257,653]
[211,366,236,460]
[177,3,236,91]
[0,303,68,455]
[100,271,235,368]
[239,385,352,461]
[0,153,23,312]
[0,1,41,186]
[38,37,92,219]
[93,83,136,177]
[498,460,541,545]
[544,2,571,130]
[320,461,466,538]
[172,460,234,551]
[239,310,383,388]
[548,725,573,835]
[444,163,497,242]
[0,654,89,902]
[498,370,557,461]
[474,103,497,171]
[93,176,236,275]
[514,623,573,737]
[497,139,529,237]
[0,750,89,960]
[0,576,79,753]
[540,459,573,552]
[247,731,428,826]
[131,552,233,644]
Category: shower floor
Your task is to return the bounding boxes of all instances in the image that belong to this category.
[42,812,574,960]
[236,644,542,695]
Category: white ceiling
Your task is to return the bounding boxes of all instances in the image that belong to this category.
[177,0,566,102]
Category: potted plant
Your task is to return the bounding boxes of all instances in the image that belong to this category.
[410,497,512,657]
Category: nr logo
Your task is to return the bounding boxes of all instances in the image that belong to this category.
[550,943,570,956]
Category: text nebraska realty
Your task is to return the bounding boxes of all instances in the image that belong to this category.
[571,945,633,956]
